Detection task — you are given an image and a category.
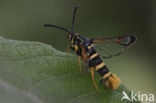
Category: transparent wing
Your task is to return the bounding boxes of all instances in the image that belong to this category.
[91,35,136,59]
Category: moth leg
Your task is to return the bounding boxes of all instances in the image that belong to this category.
[80,45,88,72]
[66,46,71,53]
[78,56,82,74]
[90,67,99,92]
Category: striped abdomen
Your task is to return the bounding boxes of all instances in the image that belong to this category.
[88,47,111,80]
[87,46,121,89]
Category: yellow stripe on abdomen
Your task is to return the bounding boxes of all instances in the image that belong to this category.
[95,62,105,71]
[102,72,111,79]
[90,53,98,59]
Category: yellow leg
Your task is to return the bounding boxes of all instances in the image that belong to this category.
[78,56,82,74]
[66,46,70,53]
[90,67,99,92]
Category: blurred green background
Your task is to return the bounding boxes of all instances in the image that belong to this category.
[0,0,155,95]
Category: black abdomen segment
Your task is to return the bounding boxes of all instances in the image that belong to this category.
[88,47,110,78]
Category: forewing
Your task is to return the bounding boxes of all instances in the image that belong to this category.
[91,35,136,59]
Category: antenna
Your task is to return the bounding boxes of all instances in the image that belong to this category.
[44,6,80,34]
[44,24,70,34]
[71,6,80,34]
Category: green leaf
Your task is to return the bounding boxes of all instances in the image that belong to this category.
[0,36,140,103]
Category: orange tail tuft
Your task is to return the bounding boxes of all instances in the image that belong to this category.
[100,73,121,90]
